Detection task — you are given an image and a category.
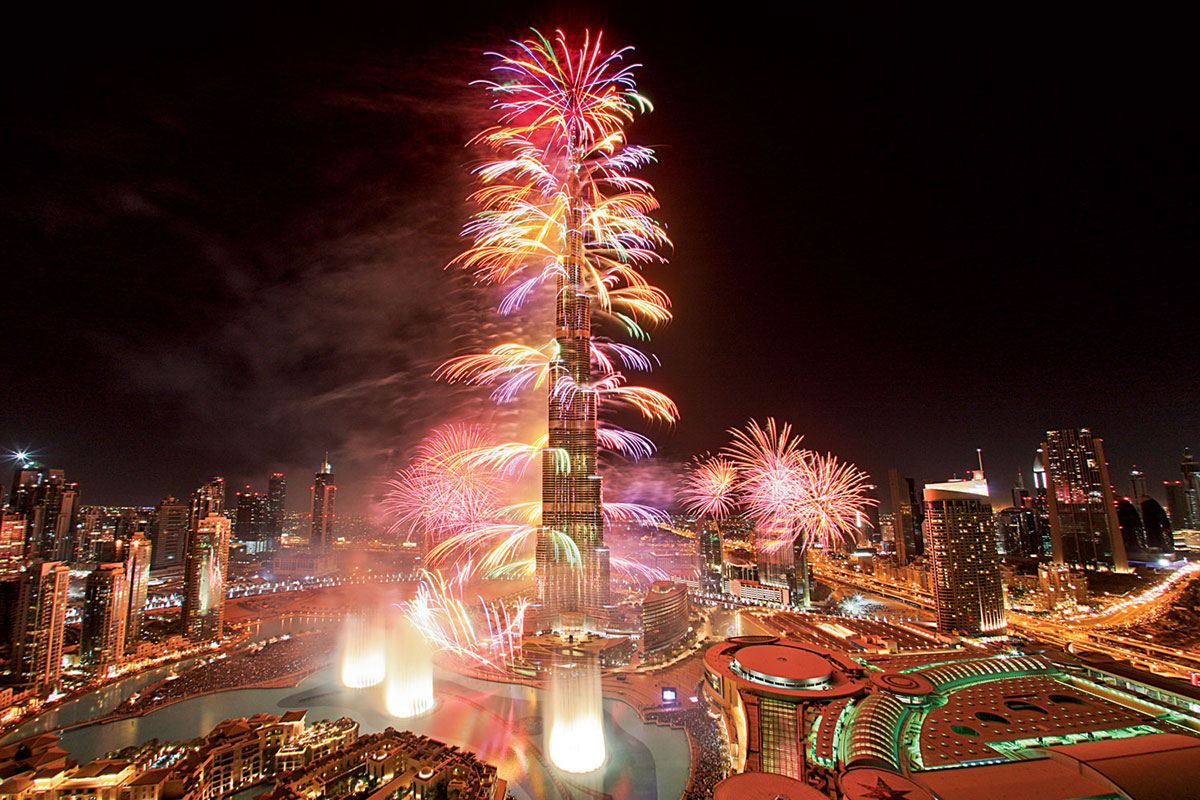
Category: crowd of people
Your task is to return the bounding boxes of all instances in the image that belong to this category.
[646,704,729,800]
[118,632,335,715]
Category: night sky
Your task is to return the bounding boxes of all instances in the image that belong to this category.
[2,5,1196,514]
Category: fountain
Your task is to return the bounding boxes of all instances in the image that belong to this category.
[385,617,435,718]
[339,611,385,689]
[546,656,606,773]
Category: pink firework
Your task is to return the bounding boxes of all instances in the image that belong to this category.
[721,418,874,552]
[383,425,502,541]
[680,455,738,519]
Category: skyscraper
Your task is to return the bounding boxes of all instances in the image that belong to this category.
[188,477,226,533]
[235,486,270,551]
[1031,448,1052,556]
[267,472,287,543]
[1130,467,1148,500]
[887,469,923,564]
[310,455,336,550]
[152,496,189,569]
[1164,481,1193,532]
[1042,428,1128,571]
[1180,448,1200,529]
[924,471,1006,636]
[533,173,611,629]
[181,513,231,642]
[124,532,151,651]
[697,518,724,594]
[14,560,70,690]
[6,465,80,563]
[81,563,128,670]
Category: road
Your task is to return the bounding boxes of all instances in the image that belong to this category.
[810,557,1200,679]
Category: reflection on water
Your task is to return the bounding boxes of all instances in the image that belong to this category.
[54,665,689,800]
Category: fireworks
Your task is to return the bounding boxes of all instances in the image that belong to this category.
[398,567,528,670]
[682,418,876,554]
[680,455,739,519]
[387,29,674,661]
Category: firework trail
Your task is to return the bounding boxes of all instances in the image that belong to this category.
[389,30,675,615]
[398,567,529,669]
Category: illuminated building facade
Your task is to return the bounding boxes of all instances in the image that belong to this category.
[535,166,610,628]
[704,626,1200,799]
[924,472,1006,636]
[81,562,128,669]
[1042,428,1128,571]
[189,477,226,534]
[152,495,189,568]
[182,513,230,641]
[310,454,336,549]
[124,532,151,651]
[641,581,690,654]
[6,465,79,562]
[0,511,25,577]
[14,560,69,690]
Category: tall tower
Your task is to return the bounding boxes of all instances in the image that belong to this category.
[924,471,1006,636]
[887,468,923,564]
[1130,466,1148,500]
[536,162,609,627]
[267,472,287,544]
[14,560,70,690]
[188,477,226,534]
[124,532,151,651]
[81,563,129,671]
[152,496,189,569]
[1042,428,1128,571]
[1181,448,1200,529]
[181,513,230,641]
[311,454,336,550]
[697,518,724,594]
[7,465,80,563]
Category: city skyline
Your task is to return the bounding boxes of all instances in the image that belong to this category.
[0,15,1198,799]
[2,6,1195,513]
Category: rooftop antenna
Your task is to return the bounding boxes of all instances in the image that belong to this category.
[976,448,985,476]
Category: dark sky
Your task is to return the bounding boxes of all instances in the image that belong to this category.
[2,4,1196,514]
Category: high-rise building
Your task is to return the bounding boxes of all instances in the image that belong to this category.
[1042,428,1128,571]
[887,469,923,564]
[1180,448,1200,529]
[641,581,690,654]
[182,513,231,642]
[1130,467,1148,500]
[1030,448,1052,556]
[81,563,129,670]
[151,496,189,569]
[310,455,336,550]
[534,166,611,629]
[0,510,26,577]
[1011,471,1030,511]
[1164,480,1194,531]
[267,472,287,542]
[235,486,271,551]
[697,518,724,594]
[189,477,226,533]
[124,532,151,651]
[14,560,70,690]
[924,471,1006,636]
[6,465,80,562]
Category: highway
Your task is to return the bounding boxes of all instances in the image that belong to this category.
[810,557,1200,679]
